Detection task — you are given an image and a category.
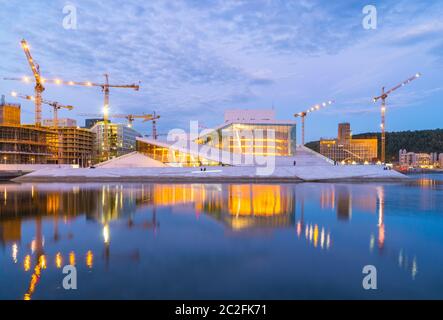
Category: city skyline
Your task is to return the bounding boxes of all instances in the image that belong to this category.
[0,0,442,141]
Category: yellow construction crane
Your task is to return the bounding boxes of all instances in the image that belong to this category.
[4,40,140,160]
[373,73,421,163]
[4,40,45,126]
[294,100,335,145]
[11,91,74,129]
[11,91,74,163]
[16,74,140,160]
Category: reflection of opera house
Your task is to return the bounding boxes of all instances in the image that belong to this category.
[137,184,296,230]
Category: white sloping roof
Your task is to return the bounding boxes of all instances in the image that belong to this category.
[97,151,167,168]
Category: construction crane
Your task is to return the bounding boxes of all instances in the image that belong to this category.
[11,91,73,129]
[4,41,140,159]
[39,74,140,160]
[294,100,335,145]
[373,73,421,163]
[11,91,74,163]
[4,40,46,126]
[78,112,159,137]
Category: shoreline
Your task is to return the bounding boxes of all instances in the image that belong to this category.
[10,176,408,183]
[10,167,409,184]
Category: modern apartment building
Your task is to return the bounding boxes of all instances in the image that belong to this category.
[91,122,142,162]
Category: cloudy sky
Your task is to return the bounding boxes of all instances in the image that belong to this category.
[0,0,442,141]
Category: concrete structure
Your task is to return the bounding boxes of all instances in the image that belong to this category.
[96,151,166,168]
[0,95,96,166]
[13,163,407,183]
[320,123,378,164]
[57,127,95,167]
[43,118,77,128]
[90,122,142,162]
[440,154,443,168]
[0,125,56,164]
[0,95,20,126]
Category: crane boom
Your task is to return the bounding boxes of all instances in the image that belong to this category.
[11,92,73,110]
[38,78,140,90]
[21,40,43,86]
[374,73,421,101]
[20,39,45,126]
[78,112,159,137]
[5,70,140,161]
[294,100,335,145]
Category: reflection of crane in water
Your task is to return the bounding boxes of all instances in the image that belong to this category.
[101,206,159,268]
[126,206,159,233]
[371,186,418,279]
[23,216,46,300]
[377,187,385,249]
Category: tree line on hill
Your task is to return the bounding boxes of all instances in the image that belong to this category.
[305,129,443,162]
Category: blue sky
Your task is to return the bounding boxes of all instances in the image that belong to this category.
[0,0,442,141]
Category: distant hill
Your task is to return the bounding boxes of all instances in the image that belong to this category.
[305,129,443,162]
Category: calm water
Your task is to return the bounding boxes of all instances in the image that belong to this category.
[0,174,442,300]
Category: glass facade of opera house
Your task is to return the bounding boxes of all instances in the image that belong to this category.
[196,123,297,157]
[136,116,297,167]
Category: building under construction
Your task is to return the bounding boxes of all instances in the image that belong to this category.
[320,123,378,164]
[1,95,95,166]
[55,126,95,166]
[1,95,55,164]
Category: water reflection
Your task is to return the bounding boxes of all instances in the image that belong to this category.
[0,175,442,299]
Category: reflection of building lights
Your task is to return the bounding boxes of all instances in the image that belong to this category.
[31,240,36,254]
[399,250,404,267]
[299,222,332,250]
[86,250,94,269]
[69,251,76,266]
[12,243,18,263]
[103,224,110,244]
[24,255,31,272]
[39,255,47,270]
[412,257,418,280]
[320,228,325,249]
[378,224,385,248]
[55,253,63,269]
[313,225,319,247]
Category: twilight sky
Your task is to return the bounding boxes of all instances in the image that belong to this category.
[0,0,442,142]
